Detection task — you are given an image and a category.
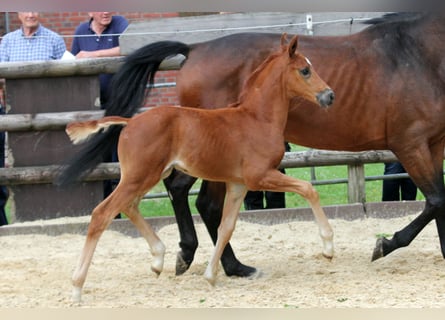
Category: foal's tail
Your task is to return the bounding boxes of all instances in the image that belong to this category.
[66,116,130,145]
[55,41,191,186]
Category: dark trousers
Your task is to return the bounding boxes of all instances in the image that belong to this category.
[103,143,121,219]
[244,142,290,210]
[244,167,287,210]
[100,100,122,219]
[382,162,417,201]
[244,188,286,210]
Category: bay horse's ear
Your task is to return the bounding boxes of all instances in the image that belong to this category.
[288,35,299,58]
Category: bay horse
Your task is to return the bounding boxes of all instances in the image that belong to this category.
[63,35,335,302]
[166,12,445,276]
[58,12,445,279]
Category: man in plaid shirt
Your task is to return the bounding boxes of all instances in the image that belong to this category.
[0,12,65,225]
[0,12,66,62]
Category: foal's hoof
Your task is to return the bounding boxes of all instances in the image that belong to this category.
[175,251,192,276]
[371,237,385,262]
[322,253,334,261]
[151,266,162,277]
[72,287,82,304]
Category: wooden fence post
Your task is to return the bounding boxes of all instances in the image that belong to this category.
[6,76,104,222]
[347,164,366,203]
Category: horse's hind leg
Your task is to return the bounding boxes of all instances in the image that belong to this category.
[71,180,165,303]
[163,170,199,275]
[204,182,247,285]
[71,192,125,303]
[196,180,257,277]
[125,198,166,275]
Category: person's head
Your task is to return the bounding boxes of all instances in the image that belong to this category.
[88,12,113,27]
[18,12,40,30]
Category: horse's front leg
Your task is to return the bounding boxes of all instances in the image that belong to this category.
[204,182,247,285]
[372,144,445,260]
[249,169,334,259]
[163,169,199,275]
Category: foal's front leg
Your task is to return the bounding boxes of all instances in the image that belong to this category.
[204,182,247,285]
[253,170,334,259]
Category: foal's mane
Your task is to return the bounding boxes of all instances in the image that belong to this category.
[236,48,284,105]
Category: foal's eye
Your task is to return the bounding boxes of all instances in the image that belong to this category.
[299,67,311,78]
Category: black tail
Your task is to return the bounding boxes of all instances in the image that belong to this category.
[55,41,190,186]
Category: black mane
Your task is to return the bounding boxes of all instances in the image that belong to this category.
[363,12,424,26]
[363,12,429,70]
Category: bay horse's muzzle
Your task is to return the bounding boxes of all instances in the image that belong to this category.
[317,89,335,108]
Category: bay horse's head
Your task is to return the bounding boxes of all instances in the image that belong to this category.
[282,34,334,108]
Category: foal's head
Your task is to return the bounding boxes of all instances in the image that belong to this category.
[282,34,334,108]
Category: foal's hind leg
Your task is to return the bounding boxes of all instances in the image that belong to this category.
[71,193,124,303]
[204,182,248,285]
[125,198,166,275]
[249,170,334,259]
[71,183,165,303]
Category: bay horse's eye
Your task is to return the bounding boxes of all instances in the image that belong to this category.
[300,67,311,78]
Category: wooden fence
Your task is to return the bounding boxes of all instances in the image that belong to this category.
[0,59,413,218]
[0,101,401,205]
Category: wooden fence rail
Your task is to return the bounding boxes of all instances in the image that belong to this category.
[0,150,398,185]
[0,108,405,205]
[0,149,400,204]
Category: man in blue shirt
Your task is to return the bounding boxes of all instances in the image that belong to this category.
[0,12,66,62]
[71,12,129,106]
[72,13,129,210]
[0,12,66,226]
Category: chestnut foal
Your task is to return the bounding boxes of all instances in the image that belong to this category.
[66,35,334,302]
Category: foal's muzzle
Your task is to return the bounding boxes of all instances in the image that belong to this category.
[317,89,335,108]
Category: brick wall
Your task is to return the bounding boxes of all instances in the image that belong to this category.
[1,12,186,107]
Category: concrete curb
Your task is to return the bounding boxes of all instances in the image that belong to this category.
[0,201,426,237]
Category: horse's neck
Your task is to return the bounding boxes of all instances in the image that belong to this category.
[238,60,289,128]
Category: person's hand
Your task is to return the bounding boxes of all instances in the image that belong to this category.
[75,51,97,59]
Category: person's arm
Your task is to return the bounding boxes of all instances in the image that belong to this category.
[71,37,80,55]
[54,36,67,59]
[75,46,121,59]
[71,24,85,55]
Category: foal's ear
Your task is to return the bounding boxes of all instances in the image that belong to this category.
[280,33,289,47]
[288,35,299,58]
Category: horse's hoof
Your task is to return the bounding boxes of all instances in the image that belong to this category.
[204,268,217,286]
[205,275,217,287]
[224,263,257,278]
[72,287,82,304]
[322,253,334,261]
[175,252,191,276]
[151,266,162,277]
[248,269,264,280]
[371,237,385,262]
